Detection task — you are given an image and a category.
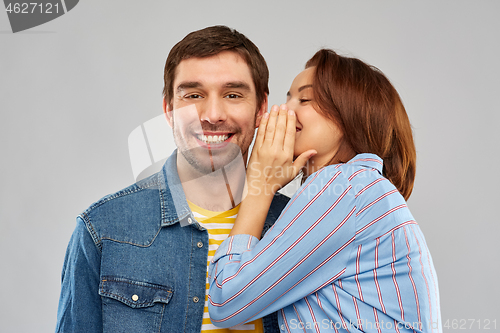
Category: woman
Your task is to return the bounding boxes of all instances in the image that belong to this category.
[208,49,441,332]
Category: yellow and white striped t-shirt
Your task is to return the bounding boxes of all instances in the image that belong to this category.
[188,201,264,333]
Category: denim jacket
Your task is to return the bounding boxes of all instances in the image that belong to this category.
[56,151,288,333]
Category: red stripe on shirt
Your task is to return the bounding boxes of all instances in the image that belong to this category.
[391,231,405,321]
[373,238,386,313]
[292,304,307,333]
[281,309,291,333]
[349,158,383,165]
[312,268,348,294]
[355,245,364,302]
[373,308,382,333]
[275,169,325,224]
[377,220,417,240]
[315,292,339,333]
[395,319,401,333]
[356,189,399,217]
[226,236,234,255]
[410,226,434,332]
[304,297,320,333]
[332,281,350,333]
[353,296,363,330]
[404,228,422,331]
[356,204,407,235]
[348,168,367,181]
[355,178,384,198]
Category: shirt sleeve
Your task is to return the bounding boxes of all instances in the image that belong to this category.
[208,167,357,328]
[55,216,103,333]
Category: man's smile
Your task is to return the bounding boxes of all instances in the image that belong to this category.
[194,131,234,148]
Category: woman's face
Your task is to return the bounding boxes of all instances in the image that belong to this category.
[286,67,343,176]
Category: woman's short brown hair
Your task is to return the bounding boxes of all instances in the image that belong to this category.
[163,25,269,111]
[306,49,416,200]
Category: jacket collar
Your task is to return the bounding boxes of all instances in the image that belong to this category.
[159,150,198,228]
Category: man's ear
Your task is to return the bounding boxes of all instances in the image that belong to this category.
[255,94,269,128]
[163,97,174,128]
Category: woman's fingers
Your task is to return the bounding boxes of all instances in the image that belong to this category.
[260,104,292,149]
[273,104,289,147]
[284,108,296,155]
[247,103,309,194]
[264,105,279,144]
[254,109,269,149]
[293,150,317,176]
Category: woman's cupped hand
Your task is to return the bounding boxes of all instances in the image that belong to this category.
[246,104,317,197]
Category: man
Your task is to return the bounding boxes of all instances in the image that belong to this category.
[56,26,288,333]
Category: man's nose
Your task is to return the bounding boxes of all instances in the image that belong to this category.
[199,97,227,124]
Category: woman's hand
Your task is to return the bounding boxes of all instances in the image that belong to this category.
[230,104,316,238]
[246,104,317,197]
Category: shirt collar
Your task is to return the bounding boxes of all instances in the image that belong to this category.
[346,153,384,174]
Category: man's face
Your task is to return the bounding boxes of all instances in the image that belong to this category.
[165,51,266,174]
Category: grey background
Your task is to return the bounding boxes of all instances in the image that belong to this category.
[1,1,499,332]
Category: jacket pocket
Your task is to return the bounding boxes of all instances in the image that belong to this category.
[99,276,173,310]
[99,277,174,332]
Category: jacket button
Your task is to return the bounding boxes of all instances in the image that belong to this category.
[187,217,193,224]
[193,296,199,303]
[197,242,203,248]
[132,294,139,301]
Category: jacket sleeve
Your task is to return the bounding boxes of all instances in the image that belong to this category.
[207,168,356,328]
[55,216,103,333]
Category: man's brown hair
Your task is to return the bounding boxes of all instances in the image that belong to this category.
[163,25,269,110]
[306,49,416,200]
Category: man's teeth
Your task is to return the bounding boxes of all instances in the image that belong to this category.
[198,134,229,144]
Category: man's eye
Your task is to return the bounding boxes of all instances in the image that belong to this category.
[225,94,241,99]
[186,94,202,99]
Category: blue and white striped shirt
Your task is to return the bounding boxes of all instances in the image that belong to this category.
[208,154,441,333]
